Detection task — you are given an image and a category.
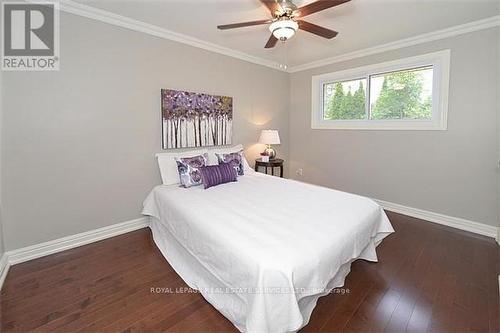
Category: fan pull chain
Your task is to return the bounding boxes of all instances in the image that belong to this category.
[279,42,288,70]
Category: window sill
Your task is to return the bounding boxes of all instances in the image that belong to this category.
[311,120,447,131]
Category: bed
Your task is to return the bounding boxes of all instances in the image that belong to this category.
[143,167,394,333]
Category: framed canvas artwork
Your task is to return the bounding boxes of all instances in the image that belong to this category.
[161,89,233,149]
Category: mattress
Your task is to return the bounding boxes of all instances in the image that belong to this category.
[143,171,394,333]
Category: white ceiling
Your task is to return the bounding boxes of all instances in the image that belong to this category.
[74,0,500,68]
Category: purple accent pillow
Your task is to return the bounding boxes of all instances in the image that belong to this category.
[175,153,208,188]
[216,150,244,176]
[199,163,237,189]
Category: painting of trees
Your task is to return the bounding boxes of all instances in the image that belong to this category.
[162,89,233,149]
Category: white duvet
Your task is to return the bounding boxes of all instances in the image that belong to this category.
[143,171,394,333]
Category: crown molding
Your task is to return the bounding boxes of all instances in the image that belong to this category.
[287,15,500,73]
[29,2,500,74]
[51,0,284,71]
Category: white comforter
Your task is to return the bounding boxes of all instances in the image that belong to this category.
[143,171,394,333]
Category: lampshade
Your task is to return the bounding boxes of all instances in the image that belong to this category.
[259,130,280,145]
[269,19,298,41]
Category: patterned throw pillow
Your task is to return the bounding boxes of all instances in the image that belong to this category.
[199,163,237,189]
[175,153,208,188]
[216,150,244,176]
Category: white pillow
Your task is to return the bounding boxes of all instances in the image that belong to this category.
[156,149,208,185]
[208,144,253,173]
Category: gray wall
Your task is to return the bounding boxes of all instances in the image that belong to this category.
[1,13,498,251]
[0,211,3,258]
[289,28,500,227]
[0,216,3,258]
[498,30,500,238]
[0,68,4,257]
[1,13,290,250]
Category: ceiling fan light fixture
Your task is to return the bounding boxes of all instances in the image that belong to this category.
[269,19,298,41]
[217,0,349,48]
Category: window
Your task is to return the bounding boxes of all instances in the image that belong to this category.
[311,50,450,130]
[323,78,367,120]
[369,66,433,121]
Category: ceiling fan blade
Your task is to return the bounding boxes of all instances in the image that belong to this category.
[298,20,338,39]
[217,19,273,30]
[264,34,278,48]
[295,0,351,17]
[260,0,281,16]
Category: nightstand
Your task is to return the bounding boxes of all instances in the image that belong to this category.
[255,158,284,178]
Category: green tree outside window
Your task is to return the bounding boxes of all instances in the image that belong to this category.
[323,67,432,121]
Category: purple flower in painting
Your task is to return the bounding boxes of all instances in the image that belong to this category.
[161,88,233,149]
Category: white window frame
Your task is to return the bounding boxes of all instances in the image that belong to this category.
[311,50,450,130]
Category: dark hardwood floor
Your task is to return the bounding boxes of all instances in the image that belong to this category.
[1,211,498,332]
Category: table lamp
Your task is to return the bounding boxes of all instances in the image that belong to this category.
[258,130,280,159]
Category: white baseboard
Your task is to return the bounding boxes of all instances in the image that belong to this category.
[0,253,10,291]
[375,199,499,240]
[1,203,497,290]
[6,217,150,266]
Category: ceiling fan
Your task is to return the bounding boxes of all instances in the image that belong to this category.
[217,0,351,48]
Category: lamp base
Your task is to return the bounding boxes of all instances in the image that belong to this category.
[264,146,276,159]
